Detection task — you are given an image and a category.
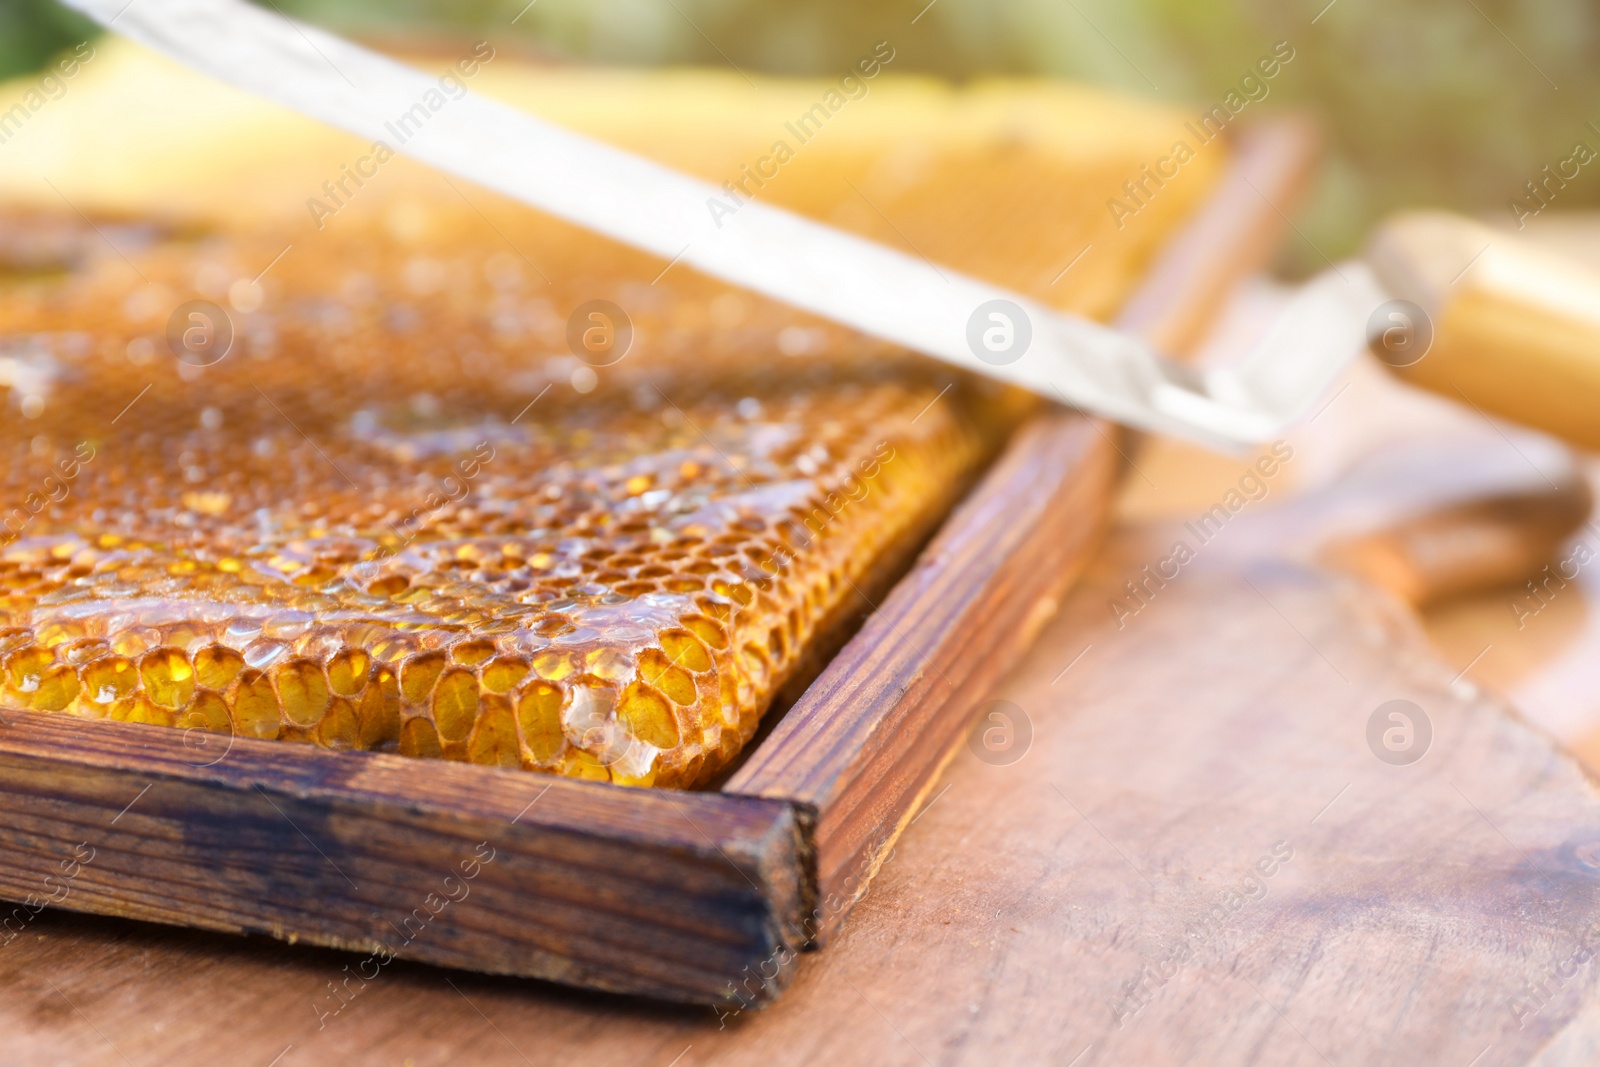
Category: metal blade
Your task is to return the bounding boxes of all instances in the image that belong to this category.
[63,0,1367,448]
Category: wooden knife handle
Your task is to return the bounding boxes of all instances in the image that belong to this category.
[1320,483,1593,607]
[1365,211,1600,450]
[1223,433,1592,608]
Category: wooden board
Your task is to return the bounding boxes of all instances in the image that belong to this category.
[0,119,1316,1006]
[2,349,1595,1066]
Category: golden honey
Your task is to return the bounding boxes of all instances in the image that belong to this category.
[0,206,1006,787]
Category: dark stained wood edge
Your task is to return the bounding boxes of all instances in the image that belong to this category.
[726,115,1325,946]
[0,710,803,1006]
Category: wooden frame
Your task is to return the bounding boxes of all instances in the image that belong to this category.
[0,119,1318,1007]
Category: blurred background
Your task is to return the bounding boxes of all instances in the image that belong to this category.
[3,0,1597,270]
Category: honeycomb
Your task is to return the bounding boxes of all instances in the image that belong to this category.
[0,50,1224,787]
[0,208,1007,788]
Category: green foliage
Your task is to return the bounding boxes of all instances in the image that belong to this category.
[6,0,1597,262]
[0,0,96,80]
[265,0,1600,262]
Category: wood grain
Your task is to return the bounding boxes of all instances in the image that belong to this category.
[3,421,1597,1066]
[1368,211,1600,450]
[0,712,804,1005]
[727,117,1324,945]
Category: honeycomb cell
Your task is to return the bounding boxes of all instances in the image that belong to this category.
[139,648,196,709]
[660,630,712,674]
[60,639,109,666]
[451,639,495,666]
[712,578,754,607]
[431,668,479,742]
[400,716,444,760]
[232,670,283,740]
[183,690,233,734]
[638,648,697,707]
[194,645,245,690]
[275,659,331,727]
[515,680,565,765]
[31,664,80,711]
[739,644,771,690]
[530,650,574,680]
[355,667,401,749]
[467,694,519,768]
[560,748,611,782]
[118,696,175,728]
[37,621,84,648]
[617,681,679,749]
[326,648,370,696]
[318,697,360,750]
[80,657,138,706]
[5,644,51,690]
[368,574,409,598]
[401,651,446,704]
[481,655,530,694]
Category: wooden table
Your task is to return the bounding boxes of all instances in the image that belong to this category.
[5,278,1599,1067]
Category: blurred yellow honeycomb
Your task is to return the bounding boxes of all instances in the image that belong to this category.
[0,43,1222,787]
